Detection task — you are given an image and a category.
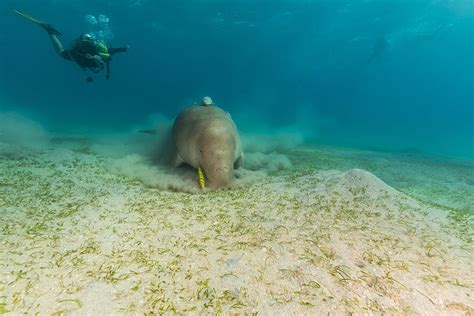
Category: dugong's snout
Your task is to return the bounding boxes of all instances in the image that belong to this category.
[204,162,234,188]
[200,148,234,188]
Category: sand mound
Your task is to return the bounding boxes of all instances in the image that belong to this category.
[1,146,472,314]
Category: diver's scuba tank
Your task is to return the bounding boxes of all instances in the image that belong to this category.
[95,41,110,61]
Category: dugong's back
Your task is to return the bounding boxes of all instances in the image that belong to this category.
[172,105,242,168]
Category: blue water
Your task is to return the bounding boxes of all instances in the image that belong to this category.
[1,0,473,158]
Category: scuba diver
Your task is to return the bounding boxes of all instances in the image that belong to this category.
[368,35,390,63]
[14,10,128,82]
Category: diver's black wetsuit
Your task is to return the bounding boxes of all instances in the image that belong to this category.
[61,43,127,72]
[60,42,127,80]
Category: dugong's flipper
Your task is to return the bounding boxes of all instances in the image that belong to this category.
[234,155,244,169]
[172,151,183,167]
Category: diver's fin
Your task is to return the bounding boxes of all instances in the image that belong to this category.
[198,167,206,189]
[14,9,62,36]
[138,129,158,134]
[14,9,46,24]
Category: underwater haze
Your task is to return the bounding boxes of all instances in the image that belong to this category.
[2,1,474,314]
[0,0,473,158]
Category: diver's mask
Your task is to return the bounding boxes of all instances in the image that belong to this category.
[80,33,95,42]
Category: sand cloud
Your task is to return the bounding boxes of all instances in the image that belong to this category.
[0,112,50,150]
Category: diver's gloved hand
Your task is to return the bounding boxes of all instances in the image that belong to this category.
[40,23,62,36]
[86,54,102,62]
[85,54,104,66]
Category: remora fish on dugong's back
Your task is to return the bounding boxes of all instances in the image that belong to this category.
[171,97,244,189]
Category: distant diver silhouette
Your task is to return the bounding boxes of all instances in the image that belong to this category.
[14,9,129,82]
[368,36,389,63]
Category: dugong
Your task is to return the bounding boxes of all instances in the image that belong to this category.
[171,98,244,188]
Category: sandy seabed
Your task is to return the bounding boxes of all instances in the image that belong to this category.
[1,140,473,315]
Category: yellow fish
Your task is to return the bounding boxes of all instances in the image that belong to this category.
[198,167,206,189]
